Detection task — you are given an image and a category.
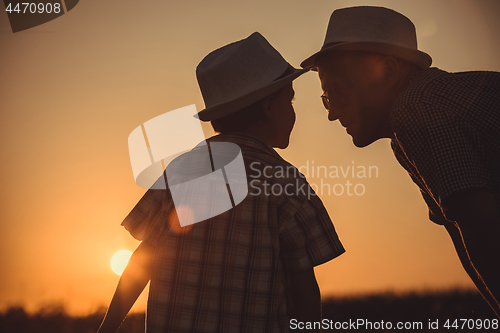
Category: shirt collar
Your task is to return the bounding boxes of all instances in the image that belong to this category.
[389,67,446,124]
[207,132,282,159]
[405,67,445,88]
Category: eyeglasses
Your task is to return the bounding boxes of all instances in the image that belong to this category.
[320,61,380,111]
[320,92,330,111]
[320,85,347,112]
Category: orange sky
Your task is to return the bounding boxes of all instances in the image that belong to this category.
[0,0,499,316]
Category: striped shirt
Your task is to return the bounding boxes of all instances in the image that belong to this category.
[391,67,500,224]
[122,133,345,332]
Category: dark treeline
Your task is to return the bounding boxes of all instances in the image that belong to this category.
[322,289,496,332]
[0,307,144,333]
[0,289,496,332]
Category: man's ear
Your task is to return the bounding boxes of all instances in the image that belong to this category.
[262,95,276,120]
[382,56,401,87]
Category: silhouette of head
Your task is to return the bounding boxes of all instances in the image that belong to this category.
[196,32,309,148]
[301,6,430,147]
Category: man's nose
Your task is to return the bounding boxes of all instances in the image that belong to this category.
[328,108,341,122]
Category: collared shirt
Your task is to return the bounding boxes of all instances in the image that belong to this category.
[390,67,500,224]
[122,133,345,332]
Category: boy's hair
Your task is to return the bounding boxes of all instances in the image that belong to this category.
[210,88,283,134]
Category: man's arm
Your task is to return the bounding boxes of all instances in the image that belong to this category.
[289,268,322,332]
[443,188,500,317]
[97,241,155,333]
[444,222,500,317]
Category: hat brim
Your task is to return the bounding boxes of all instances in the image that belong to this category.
[300,41,432,70]
[195,66,311,122]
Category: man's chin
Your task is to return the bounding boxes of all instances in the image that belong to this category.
[351,134,375,148]
[352,139,370,148]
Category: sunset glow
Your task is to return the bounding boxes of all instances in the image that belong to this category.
[0,0,499,317]
[110,250,133,276]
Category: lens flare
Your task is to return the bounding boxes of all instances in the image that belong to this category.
[110,250,133,276]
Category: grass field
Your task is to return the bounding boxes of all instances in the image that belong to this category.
[0,289,497,332]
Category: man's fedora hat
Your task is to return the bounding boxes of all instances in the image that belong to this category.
[301,6,432,69]
[196,32,310,122]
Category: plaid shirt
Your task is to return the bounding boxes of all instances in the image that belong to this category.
[122,133,345,332]
[391,67,500,224]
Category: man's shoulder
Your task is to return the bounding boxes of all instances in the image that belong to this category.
[396,67,500,108]
[394,67,446,108]
[392,67,500,127]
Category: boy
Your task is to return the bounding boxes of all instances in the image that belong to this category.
[98,32,344,333]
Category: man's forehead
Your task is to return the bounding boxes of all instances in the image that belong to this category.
[318,69,329,89]
[318,63,343,83]
[319,72,346,94]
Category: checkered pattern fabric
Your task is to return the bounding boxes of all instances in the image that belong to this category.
[391,67,500,224]
[122,133,345,332]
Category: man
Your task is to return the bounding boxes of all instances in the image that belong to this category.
[97,32,344,332]
[301,6,500,316]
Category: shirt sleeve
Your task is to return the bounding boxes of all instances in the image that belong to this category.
[420,190,447,225]
[121,188,172,246]
[278,188,345,272]
[394,102,489,207]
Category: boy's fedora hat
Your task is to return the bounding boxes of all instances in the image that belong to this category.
[196,32,310,122]
[301,6,432,69]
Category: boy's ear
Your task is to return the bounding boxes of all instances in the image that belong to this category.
[262,95,276,120]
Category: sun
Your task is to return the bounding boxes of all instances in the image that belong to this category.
[110,250,133,276]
